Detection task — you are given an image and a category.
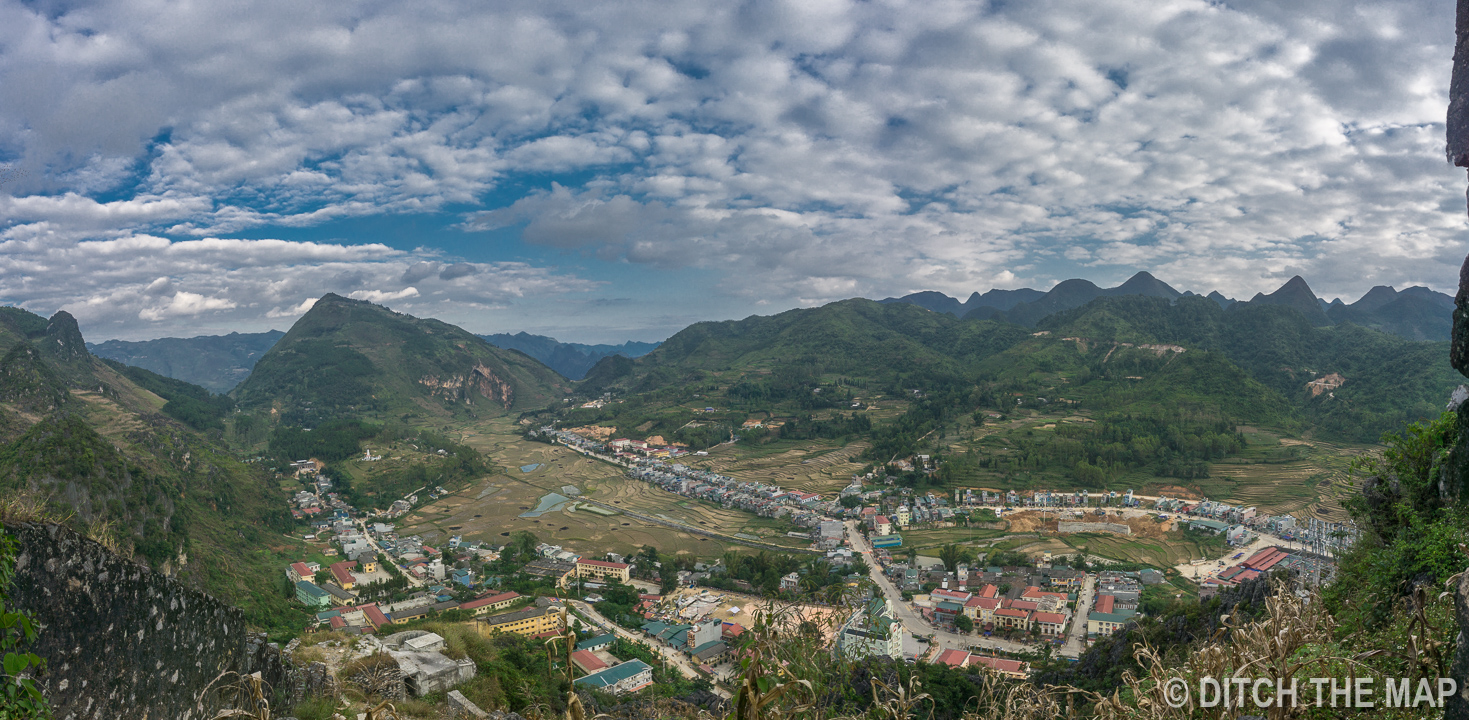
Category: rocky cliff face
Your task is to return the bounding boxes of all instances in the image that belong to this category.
[7,522,295,720]
[1444,3,1469,716]
[418,362,514,408]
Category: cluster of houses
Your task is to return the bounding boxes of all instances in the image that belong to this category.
[541,426,696,460]
[627,460,833,529]
[1085,571,1157,638]
[640,618,731,669]
[926,584,1069,637]
[1197,546,1335,594]
[954,488,1140,509]
[933,650,1029,678]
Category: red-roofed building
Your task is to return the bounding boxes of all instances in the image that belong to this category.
[935,648,971,668]
[329,561,358,590]
[1245,547,1288,572]
[1004,599,1039,612]
[965,596,1001,623]
[287,562,313,583]
[1033,612,1066,635]
[329,616,346,630]
[873,516,892,535]
[460,591,522,616]
[576,558,631,582]
[979,584,999,599]
[1094,594,1115,614]
[932,588,972,603]
[723,622,746,640]
[570,649,609,675]
[360,603,389,630]
[971,655,1029,679]
[994,608,1031,630]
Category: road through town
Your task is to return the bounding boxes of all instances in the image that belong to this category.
[568,599,733,699]
[846,521,1049,660]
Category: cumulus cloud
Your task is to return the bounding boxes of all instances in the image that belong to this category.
[0,0,1463,338]
[348,287,421,302]
[138,292,237,321]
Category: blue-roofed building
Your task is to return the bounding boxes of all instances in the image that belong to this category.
[573,660,654,695]
[296,581,332,609]
[576,633,616,652]
[451,568,475,587]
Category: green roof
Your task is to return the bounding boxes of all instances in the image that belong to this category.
[576,633,616,650]
[1088,611,1137,624]
[296,580,329,600]
[936,601,963,612]
[574,660,653,689]
[690,640,726,658]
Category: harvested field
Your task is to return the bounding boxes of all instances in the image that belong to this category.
[697,440,869,495]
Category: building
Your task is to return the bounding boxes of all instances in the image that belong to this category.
[839,597,905,659]
[287,562,314,584]
[1086,610,1136,637]
[296,581,332,609]
[994,608,1031,631]
[870,534,903,549]
[576,559,632,583]
[576,634,616,652]
[329,561,358,590]
[478,605,564,638]
[459,591,521,616]
[322,582,357,607]
[690,640,729,664]
[389,651,476,696]
[573,660,654,695]
[570,649,609,675]
[971,655,1030,679]
[1033,612,1066,636]
[523,558,578,588]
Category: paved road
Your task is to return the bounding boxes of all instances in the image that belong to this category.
[567,600,732,699]
[846,521,1040,659]
[1060,574,1093,658]
[356,520,426,588]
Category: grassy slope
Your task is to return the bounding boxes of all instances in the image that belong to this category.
[0,309,311,638]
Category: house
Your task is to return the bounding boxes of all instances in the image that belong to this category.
[451,568,475,587]
[971,655,1030,679]
[478,606,564,638]
[522,558,578,588]
[460,591,521,616]
[575,633,616,653]
[576,559,632,583]
[779,572,801,592]
[295,581,332,609]
[322,582,357,607]
[874,516,893,535]
[994,608,1031,631]
[287,562,314,584]
[1086,611,1135,637]
[690,640,729,664]
[935,648,970,667]
[360,603,390,631]
[329,561,358,590]
[570,649,609,675]
[573,659,654,695]
[1033,612,1066,636]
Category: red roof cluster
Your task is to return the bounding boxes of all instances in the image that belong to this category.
[1094,594,1115,613]
[577,559,630,570]
[329,561,357,586]
[935,648,970,667]
[1244,547,1288,571]
[461,591,520,611]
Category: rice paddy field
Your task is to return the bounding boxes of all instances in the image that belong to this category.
[693,439,870,495]
[396,418,809,560]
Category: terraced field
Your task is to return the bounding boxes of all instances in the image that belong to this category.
[696,440,869,495]
[399,418,810,558]
[1054,531,1222,568]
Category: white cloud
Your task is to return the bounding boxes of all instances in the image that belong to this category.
[266,297,318,318]
[0,0,1462,337]
[348,287,420,303]
[138,291,237,321]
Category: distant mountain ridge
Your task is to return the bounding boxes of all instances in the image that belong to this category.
[480,332,660,380]
[88,330,285,393]
[880,272,1451,342]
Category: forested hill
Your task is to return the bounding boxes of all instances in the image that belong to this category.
[573,294,1456,445]
[88,330,285,393]
[232,293,569,431]
[480,331,659,380]
[0,306,307,634]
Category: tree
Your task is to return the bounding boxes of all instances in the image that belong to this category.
[939,543,962,573]
[839,495,862,509]
[954,614,974,634]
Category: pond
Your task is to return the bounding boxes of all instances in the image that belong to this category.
[520,492,571,517]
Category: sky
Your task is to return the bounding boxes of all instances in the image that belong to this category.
[0,0,1464,344]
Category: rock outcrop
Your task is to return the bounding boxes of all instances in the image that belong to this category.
[1444,3,1469,716]
[6,521,297,720]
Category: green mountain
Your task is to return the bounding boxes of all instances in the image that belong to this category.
[88,330,285,393]
[233,293,569,430]
[480,331,659,380]
[0,308,308,636]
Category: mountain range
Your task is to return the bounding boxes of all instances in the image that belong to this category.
[479,332,659,380]
[880,272,1453,341]
[88,330,285,393]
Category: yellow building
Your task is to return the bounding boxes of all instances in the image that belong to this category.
[478,605,564,638]
[576,559,631,583]
[359,557,378,573]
